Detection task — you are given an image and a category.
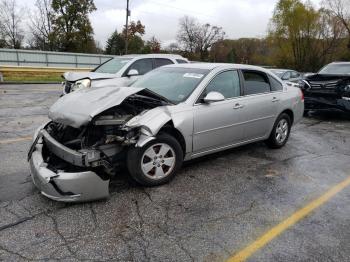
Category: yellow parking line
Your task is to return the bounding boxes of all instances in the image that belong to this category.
[227,175,350,262]
[0,136,32,144]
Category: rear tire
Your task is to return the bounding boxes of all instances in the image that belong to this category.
[127,133,183,186]
[266,113,291,149]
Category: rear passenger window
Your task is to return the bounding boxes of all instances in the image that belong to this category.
[242,71,271,95]
[154,58,174,68]
[176,59,188,64]
[269,76,283,91]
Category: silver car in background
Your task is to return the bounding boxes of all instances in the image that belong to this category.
[28,63,304,202]
[62,53,188,94]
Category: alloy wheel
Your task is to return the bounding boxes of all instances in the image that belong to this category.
[275,118,289,144]
[141,143,176,180]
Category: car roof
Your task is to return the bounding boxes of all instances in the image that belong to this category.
[270,69,290,72]
[329,61,350,65]
[163,62,274,72]
[121,53,187,59]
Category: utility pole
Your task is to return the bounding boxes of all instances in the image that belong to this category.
[125,0,130,54]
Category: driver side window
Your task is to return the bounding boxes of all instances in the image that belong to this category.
[126,58,153,76]
[203,70,241,100]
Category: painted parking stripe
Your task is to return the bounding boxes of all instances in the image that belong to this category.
[0,136,32,144]
[227,175,350,262]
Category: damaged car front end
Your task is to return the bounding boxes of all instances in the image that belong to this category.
[300,62,350,113]
[28,64,304,202]
[28,86,172,202]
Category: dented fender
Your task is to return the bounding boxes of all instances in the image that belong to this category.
[126,107,172,135]
[125,107,172,147]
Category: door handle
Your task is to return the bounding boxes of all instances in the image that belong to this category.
[233,103,244,109]
[272,97,280,102]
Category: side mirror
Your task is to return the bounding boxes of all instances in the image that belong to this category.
[203,91,225,103]
[127,69,139,77]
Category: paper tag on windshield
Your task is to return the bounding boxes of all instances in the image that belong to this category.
[183,73,204,79]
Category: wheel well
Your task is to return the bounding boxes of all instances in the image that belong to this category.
[158,122,186,154]
[282,109,294,125]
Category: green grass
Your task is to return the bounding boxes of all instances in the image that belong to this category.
[3,75,62,83]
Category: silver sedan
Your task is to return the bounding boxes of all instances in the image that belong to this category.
[28,63,304,202]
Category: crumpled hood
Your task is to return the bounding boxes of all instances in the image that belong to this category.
[63,71,117,82]
[49,86,144,128]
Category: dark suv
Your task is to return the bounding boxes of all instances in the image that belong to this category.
[300,62,350,113]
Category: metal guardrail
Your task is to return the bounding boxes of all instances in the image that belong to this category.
[0,65,92,72]
[0,48,115,68]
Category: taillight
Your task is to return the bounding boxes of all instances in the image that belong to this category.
[300,89,304,101]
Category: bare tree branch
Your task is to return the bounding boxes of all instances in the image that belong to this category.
[177,16,225,60]
[0,0,24,48]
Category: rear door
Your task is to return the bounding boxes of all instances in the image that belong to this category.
[237,70,281,141]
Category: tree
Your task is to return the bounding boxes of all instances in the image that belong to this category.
[29,0,55,50]
[0,0,24,48]
[269,0,343,71]
[105,20,146,55]
[165,42,181,53]
[123,20,145,37]
[51,0,97,53]
[143,36,161,53]
[177,16,198,54]
[210,38,272,65]
[177,16,225,60]
[105,30,125,55]
[323,0,350,50]
[176,16,225,60]
[123,20,145,54]
[127,35,144,54]
[196,23,225,60]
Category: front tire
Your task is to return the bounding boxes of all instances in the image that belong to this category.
[127,133,183,186]
[266,113,291,149]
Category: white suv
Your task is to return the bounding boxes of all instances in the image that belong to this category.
[62,54,188,94]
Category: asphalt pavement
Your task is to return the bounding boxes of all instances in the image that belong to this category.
[0,84,349,261]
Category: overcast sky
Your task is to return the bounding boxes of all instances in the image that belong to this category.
[20,0,322,48]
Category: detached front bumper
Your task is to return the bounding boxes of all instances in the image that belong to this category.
[28,131,110,202]
[304,96,350,112]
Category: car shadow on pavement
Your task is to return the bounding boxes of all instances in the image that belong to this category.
[305,110,350,121]
[108,142,264,194]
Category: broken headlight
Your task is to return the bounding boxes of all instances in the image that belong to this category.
[71,79,91,92]
[298,80,311,90]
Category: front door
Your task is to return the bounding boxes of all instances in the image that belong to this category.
[193,70,245,153]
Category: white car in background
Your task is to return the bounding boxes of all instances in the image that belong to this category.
[62,54,189,94]
[270,69,302,88]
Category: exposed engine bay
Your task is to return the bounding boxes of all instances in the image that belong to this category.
[41,91,169,177]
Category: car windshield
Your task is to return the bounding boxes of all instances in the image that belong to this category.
[318,63,350,75]
[131,67,209,103]
[93,57,132,74]
[271,69,287,78]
